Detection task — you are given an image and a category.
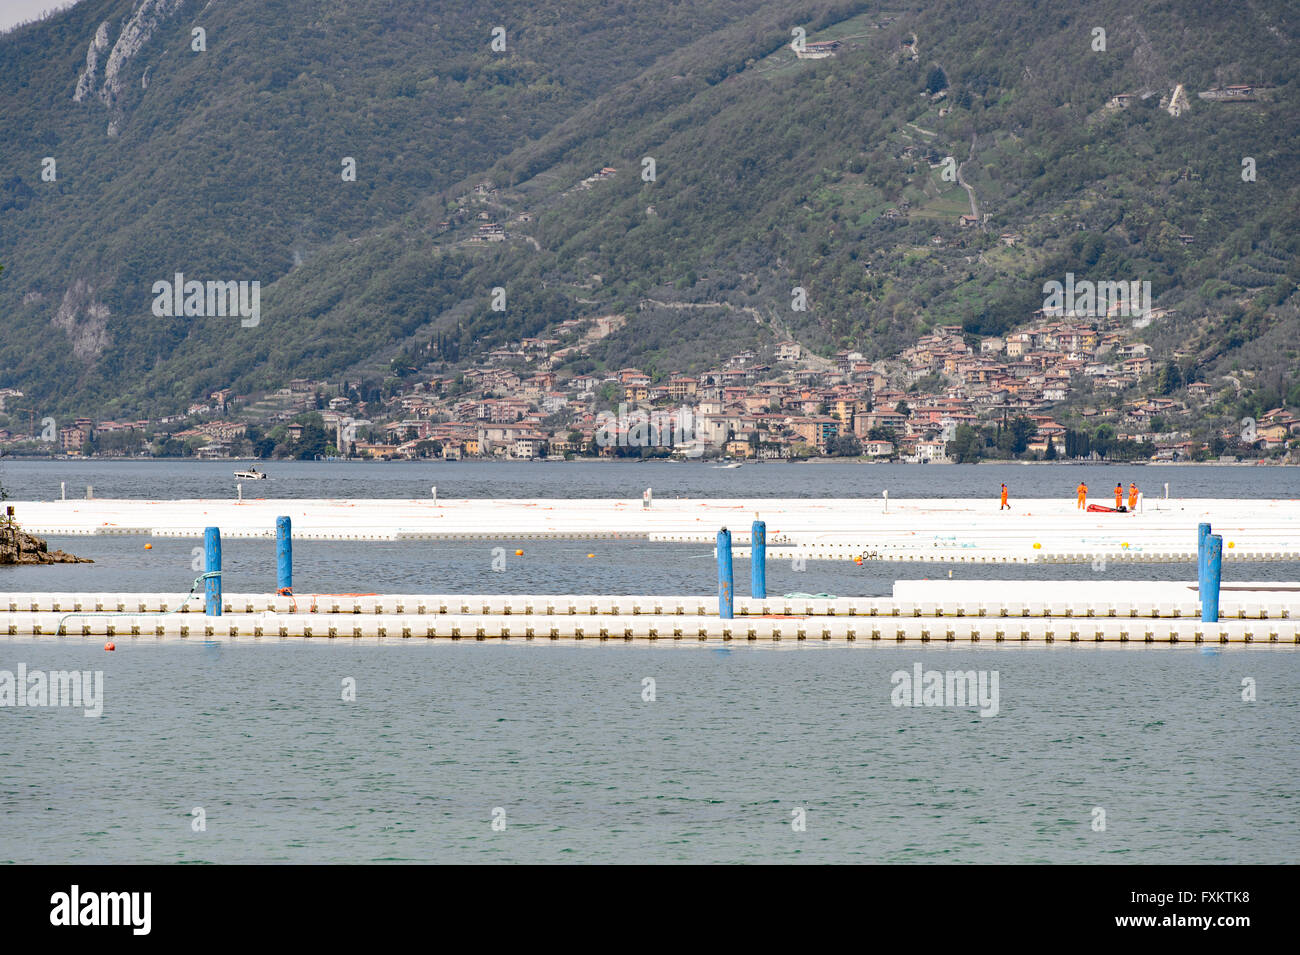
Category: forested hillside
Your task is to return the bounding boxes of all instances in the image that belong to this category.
[1,0,1296,418]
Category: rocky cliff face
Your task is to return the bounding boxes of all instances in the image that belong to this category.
[72,0,185,132]
[0,523,92,565]
[72,21,111,103]
[50,279,113,364]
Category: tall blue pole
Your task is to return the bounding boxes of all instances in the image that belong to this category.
[1197,522,1211,601]
[751,519,766,599]
[1202,534,1222,623]
[276,516,293,594]
[204,526,222,616]
[717,527,734,619]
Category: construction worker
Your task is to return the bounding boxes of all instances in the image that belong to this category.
[1128,482,1139,511]
[1000,483,1009,510]
[1076,482,1088,509]
[1114,483,1123,509]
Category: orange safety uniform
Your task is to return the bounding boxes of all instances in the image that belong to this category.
[1076,482,1087,509]
[1000,484,1009,510]
[1128,483,1138,510]
[1114,484,1123,508]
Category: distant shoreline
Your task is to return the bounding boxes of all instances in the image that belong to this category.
[1,455,1294,467]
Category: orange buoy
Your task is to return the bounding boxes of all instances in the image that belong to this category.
[586,553,595,558]
[514,549,523,556]
[144,543,153,550]
[104,642,115,651]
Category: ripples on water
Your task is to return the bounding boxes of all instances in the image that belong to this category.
[1,458,1296,501]
[1,459,1296,596]
[1,461,1296,863]
[6,538,1300,597]
[1,641,1295,864]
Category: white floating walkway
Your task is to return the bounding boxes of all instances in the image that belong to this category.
[7,496,1300,564]
[3,612,1295,645]
[3,582,1297,644]
[2,581,1297,620]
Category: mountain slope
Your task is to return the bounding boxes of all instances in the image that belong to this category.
[1,0,1297,419]
[0,0,771,411]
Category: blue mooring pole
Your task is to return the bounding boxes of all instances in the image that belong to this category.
[276,516,292,594]
[751,519,767,599]
[1201,534,1223,623]
[204,526,222,616]
[717,527,734,619]
[1197,522,1211,599]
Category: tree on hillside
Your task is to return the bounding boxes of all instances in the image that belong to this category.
[293,413,330,460]
[1009,416,1037,455]
[947,424,984,463]
[830,434,861,457]
[1156,361,1182,395]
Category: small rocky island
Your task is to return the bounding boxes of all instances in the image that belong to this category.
[1,511,92,565]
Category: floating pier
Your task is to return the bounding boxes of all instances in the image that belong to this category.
[3,582,1297,644]
[6,496,1300,563]
[4,497,1299,644]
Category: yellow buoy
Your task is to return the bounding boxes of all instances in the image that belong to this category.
[1228,541,1235,548]
[1033,542,1041,549]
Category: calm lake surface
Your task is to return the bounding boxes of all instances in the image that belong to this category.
[3,640,1297,864]
[1,461,1296,863]
[0,460,1296,596]
[1,457,1296,501]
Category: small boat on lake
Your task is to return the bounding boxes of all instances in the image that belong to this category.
[234,466,268,480]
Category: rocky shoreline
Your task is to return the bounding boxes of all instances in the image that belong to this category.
[0,523,92,565]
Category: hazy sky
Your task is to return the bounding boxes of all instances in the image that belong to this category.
[0,0,82,33]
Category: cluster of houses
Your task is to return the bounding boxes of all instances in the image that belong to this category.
[3,305,1297,462]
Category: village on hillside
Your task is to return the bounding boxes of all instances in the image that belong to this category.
[1,78,1292,468]
[2,299,1296,465]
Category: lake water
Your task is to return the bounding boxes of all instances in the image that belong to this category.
[1,458,1296,501]
[1,461,1297,863]
[0,460,1296,596]
[2,640,1296,864]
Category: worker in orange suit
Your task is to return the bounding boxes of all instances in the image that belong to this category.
[1076,482,1088,509]
[1128,482,1139,511]
[1114,483,1123,509]
[1000,483,1009,510]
